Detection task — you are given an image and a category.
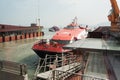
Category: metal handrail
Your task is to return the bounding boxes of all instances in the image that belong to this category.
[33,53,81,80]
[51,70,109,80]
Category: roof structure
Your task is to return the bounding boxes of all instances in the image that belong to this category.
[63,38,120,53]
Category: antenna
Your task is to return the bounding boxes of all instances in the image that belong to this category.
[36,0,41,32]
[38,18,40,32]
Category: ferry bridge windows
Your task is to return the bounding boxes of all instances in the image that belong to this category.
[50,39,70,45]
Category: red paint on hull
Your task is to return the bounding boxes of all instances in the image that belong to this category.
[16,35,21,40]
[32,24,88,58]
[33,32,37,37]
[33,41,69,53]
[25,33,29,38]
[4,36,10,42]
[0,32,43,43]
[0,37,3,42]
[29,33,33,38]
[10,36,16,41]
[21,34,25,39]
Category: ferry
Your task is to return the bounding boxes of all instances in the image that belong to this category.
[49,26,60,32]
[32,18,88,58]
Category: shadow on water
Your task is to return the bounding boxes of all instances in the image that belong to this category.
[19,54,40,79]
[20,54,39,67]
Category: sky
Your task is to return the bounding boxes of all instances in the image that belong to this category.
[0,0,120,28]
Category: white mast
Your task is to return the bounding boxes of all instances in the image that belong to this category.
[36,0,41,32]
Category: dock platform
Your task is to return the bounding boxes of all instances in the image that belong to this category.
[37,62,83,79]
[84,52,108,80]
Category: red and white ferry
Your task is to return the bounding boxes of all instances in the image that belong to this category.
[32,18,88,58]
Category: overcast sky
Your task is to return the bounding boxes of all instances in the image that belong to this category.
[0,0,120,27]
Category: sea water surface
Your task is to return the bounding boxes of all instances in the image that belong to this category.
[0,28,55,80]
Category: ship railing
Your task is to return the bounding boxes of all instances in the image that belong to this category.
[50,70,109,80]
[33,54,61,80]
[47,54,83,79]
[41,54,78,71]
[33,53,81,80]
[33,57,42,80]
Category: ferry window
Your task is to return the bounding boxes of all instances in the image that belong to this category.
[64,26,74,29]
[50,39,70,44]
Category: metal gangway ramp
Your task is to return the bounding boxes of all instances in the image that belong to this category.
[33,53,84,80]
[49,52,109,80]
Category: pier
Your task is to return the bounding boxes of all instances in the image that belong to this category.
[0,27,119,80]
[33,53,84,80]
[33,48,110,80]
[37,62,82,79]
[0,24,44,43]
[0,60,28,80]
[33,52,110,80]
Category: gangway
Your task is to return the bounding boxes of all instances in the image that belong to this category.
[37,62,83,79]
[52,70,108,80]
[50,52,109,80]
[33,53,84,80]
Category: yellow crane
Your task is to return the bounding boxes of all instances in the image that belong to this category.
[108,0,120,31]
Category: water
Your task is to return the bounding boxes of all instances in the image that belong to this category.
[0,28,55,80]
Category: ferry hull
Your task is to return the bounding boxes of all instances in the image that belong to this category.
[33,49,62,58]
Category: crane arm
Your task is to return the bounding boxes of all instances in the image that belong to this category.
[108,0,119,22]
[110,0,119,17]
[108,0,120,31]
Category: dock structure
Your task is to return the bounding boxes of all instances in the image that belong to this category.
[37,62,82,79]
[0,24,44,43]
[0,60,28,80]
[63,37,120,80]
[84,52,108,80]
[33,27,120,80]
[33,53,84,80]
[50,52,109,80]
[33,51,109,80]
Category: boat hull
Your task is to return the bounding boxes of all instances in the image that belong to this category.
[33,49,62,58]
